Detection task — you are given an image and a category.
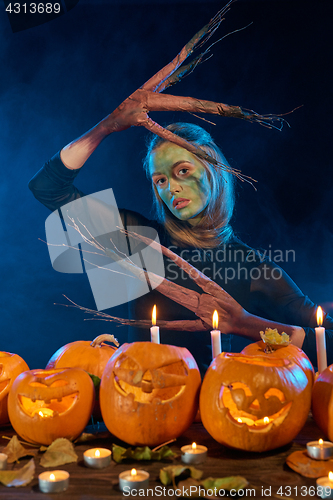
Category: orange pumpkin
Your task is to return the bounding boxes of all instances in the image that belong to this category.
[200,353,312,452]
[8,368,95,445]
[241,340,314,385]
[0,352,29,426]
[312,365,333,441]
[100,342,201,447]
[46,334,118,379]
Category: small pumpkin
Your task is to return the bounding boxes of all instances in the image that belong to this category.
[46,334,119,379]
[100,342,201,447]
[0,352,29,426]
[8,367,95,445]
[200,352,312,452]
[241,340,314,385]
[312,365,333,441]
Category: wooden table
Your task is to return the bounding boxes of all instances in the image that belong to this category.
[0,415,326,499]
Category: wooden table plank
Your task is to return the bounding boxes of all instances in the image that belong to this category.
[0,415,325,499]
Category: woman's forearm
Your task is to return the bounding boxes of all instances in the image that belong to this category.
[60,120,112,170]
[232,311,306,348]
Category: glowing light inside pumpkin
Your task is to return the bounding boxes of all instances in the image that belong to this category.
[152,305,157,327]
[329,471,333,482]
[192,442,197,450]
[213,310,219,330]
[95,449,101,458]
[32,408,54,418]
[131,469,137,477]
[50,474,56,482]
[317,306,323,326]
[263,417,270,425]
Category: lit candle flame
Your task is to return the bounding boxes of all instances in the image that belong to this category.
[237,418,242,423]
[152,305,157,327]
[319,439,324,446]
[329,471,333,481]
[50,473,56,481]
[191,442,197,450]
[317,306,323,326]
[263,417,270,424]
[95,449,100,458]
[131,469,137,477]
[213,310,219,330]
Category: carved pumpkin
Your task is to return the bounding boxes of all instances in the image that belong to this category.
[241,341,314,385]
[100,342,201,447]
[312,365,333,441]
[8,368,95,445]
[0,352,29,426]
[200,353,312,452]
[46,334,118,378]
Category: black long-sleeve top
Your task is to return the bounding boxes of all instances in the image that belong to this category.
[29,152,333,374]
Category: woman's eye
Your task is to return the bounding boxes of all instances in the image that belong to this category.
[178,168,189,176]
[155,177,167,186]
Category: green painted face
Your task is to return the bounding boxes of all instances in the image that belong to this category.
[148,142,211,226]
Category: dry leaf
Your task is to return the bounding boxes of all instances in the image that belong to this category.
[2,435,38,464]
[40,438,78,468]
[0,458,35,487]
[286,450,333,478]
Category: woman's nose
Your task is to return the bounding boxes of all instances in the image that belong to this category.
[169,179,181,194]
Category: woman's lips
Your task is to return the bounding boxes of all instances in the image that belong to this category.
[173,198,190,210]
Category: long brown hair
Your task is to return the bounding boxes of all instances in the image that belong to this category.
[143,123,235,248]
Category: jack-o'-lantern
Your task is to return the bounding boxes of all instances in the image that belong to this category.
[241,341,314,386]
[312,365,333,441]
[8,368,95,445]
[100,342,201,447]
[0,352,29,426]
[200,353,312,452]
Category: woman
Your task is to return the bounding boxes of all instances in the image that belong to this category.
[29,108,333,374]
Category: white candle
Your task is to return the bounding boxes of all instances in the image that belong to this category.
[119,468,149,492]
[150,305,160,344]
[38,470,69,493]
[316,472,333,498]
[83,448,111,468]
[307,439,333,460]
[0,453,7,470]
[316,306,327,373]
[211,310,221,359]
[181,442,208,464]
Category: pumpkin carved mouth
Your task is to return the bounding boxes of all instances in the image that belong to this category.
[220,379,292,433]
[18,379,79,418]
[113,357,188,404]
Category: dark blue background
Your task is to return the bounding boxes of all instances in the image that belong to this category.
[1,0,332,369]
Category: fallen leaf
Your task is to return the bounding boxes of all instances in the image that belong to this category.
[40,438,78,468]
[2,435,38,463]
[0,458,35,487]
[286,450,333,478]
[112,444,175,464]
[160,465,203,488]
[201,476,248,492]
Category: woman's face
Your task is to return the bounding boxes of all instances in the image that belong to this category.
[148,142,211,225]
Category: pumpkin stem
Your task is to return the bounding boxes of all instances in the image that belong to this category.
[90,334,119,348]
[264,344,275,354]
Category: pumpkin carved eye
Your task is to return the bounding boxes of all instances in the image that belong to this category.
[114,355,188,402]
